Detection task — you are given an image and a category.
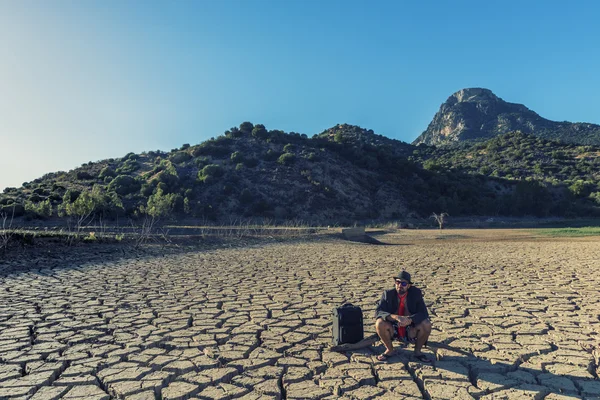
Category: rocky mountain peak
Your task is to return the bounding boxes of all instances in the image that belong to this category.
[412,88,600,146]
[448,88,498,104]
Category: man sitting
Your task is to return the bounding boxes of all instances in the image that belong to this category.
[374,271,432,362]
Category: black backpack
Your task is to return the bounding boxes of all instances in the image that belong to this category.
[332,303,364,346]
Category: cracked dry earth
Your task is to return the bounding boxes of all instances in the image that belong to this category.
[1,230,600,400]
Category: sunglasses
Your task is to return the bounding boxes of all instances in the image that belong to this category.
[394,280,409,287]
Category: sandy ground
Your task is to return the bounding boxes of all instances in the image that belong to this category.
[0,229,599,399]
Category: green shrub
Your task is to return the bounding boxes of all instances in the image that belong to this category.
[230,151,244,164]
[170,151,192,164]
[278,153,296,165]
[157,182,168,192]
[144,187,177,219]
[194,157,210,167]
[99,167,116,179]
[264,149,280,161]
[191,141,231,158]
[151,169,179,190]
[63,189,81,203]
[140,184,154,197]
[235,163,244,171]
[115,159,139,174]
[239,121,254,135]
[252,124,268,139]
[109,175,141,195]
[124,152,139,161]
[198,164,224,184]
[306,152,319,161]
[569,180,591,197]
[48,193,62,202]
[25,199,52,219]
[283,143,294,152]
[76,171,95,180]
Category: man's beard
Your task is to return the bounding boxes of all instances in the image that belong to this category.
[397,287,407,294]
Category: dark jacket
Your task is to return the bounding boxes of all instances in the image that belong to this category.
[375,286,429,326]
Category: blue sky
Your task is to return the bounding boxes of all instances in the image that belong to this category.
[1,0,599,190]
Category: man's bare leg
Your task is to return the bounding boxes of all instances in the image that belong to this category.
[375,318,395,355]
[412,319,432,356]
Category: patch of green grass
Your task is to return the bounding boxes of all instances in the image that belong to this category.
[533,227,600,237]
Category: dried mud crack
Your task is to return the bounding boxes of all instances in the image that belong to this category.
[0,229,599,399]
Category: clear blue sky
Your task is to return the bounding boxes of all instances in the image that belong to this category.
[1,0,599,190]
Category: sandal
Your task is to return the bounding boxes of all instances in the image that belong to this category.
[377,352,393,362]
[413,353,432,363]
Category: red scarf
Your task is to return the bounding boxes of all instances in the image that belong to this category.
[397,291,407,337]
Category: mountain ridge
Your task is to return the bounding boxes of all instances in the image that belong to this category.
[412,88,600,146]
[1,121,599,224]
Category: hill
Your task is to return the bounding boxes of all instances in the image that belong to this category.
[1,123,599,225]
[413,88,600,146]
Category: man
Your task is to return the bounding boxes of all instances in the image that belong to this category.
[374,271,432,362]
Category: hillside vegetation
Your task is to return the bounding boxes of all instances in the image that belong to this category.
[1,123,599,225]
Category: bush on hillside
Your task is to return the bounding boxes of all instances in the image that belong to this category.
[116,159,139,174]
[63,189,81,203]
[278,153,296,165]
[124,152,139,161]
[99,167,116,179]
[169,151,192,164]
[306,152,319,161]
[198,164,224,184]
[239,121,254,135]
[24,199,52,219]
[76,171,95,180]
[230,151,244,164]
[252,124,268,139]
[191,140,231,158]
[264,149,280,161]
[109,175,141,195]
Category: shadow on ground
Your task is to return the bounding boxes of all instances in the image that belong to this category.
[0,233,341,277]
[339,340,598,399]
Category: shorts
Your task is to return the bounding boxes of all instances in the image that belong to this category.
[392,324,417,344]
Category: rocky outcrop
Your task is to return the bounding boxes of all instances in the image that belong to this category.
[413,88,600,146]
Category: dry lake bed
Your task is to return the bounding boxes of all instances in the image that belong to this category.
[1,229,599,399]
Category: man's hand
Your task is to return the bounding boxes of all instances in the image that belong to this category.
[388,314,412,327]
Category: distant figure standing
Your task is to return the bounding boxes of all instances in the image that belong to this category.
[374,271,432,362]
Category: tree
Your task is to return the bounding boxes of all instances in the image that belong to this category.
[430,212,449,229]
[145,187,176,219]
[65,190,97,231]
[24,199,53,219]
[239,121,254,135]
[198,164,223,184]
[278,153,296,165]
[252,124,268,139]
[230,151,244,164]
